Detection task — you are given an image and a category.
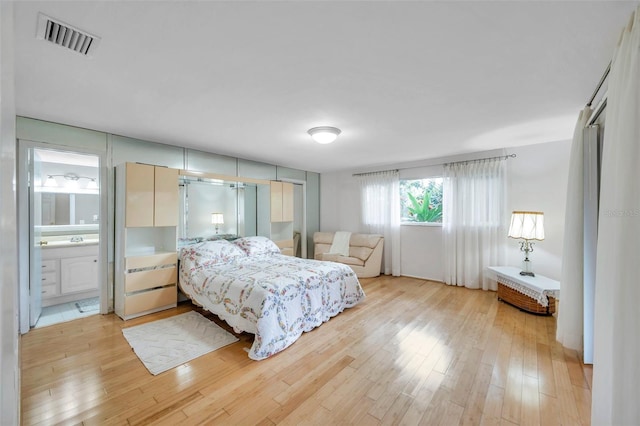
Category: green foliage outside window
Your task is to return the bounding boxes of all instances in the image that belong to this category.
[400,178,443,223]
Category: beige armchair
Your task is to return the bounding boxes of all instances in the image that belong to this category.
[313,232,384,278]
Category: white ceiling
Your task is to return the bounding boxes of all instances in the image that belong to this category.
[13,1,639,173]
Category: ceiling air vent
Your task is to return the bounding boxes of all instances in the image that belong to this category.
[36,13,101,57]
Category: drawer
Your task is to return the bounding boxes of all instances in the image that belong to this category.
[41,283,58,298]
[125,266,177,293]
[41,271,57,285]
[124,286,176,317]
[126,253,177,270]
[41,260,57,272]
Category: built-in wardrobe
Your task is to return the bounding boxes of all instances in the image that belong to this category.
[17,117,320,331]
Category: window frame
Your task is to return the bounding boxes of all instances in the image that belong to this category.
[399,176,443,225]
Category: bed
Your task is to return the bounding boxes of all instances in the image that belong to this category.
[178,236,365,360]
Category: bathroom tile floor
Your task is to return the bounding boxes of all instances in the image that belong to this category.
[35,297,100,328]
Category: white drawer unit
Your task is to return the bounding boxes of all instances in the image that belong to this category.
[41,259,57,272]
[41,262,59,298]
[41,244,99,307]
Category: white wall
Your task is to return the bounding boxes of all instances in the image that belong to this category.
[0,2,19,424]
[506,141,572,280]
[320,139,572,282]
[319,171,362,232]
[400,225,444,281]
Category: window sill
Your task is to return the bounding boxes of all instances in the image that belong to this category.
[401,222,442,227]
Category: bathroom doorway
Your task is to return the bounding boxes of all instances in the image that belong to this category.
[18,143,106,332]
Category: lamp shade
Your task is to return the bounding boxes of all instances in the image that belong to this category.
[308,126,341,144]
[508,211,544,240]
[211,213,224,225]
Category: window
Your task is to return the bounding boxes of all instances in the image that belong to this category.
[400,178,443,224]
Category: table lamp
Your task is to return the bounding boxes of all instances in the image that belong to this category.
[508,211,544,277]
[211,213,224,234]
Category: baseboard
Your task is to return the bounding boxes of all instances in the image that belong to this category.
[399,273,444,283]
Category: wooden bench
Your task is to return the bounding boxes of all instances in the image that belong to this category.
[488,266,560,315]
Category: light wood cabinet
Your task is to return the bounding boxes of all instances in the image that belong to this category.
[270,181,283,222]
[118,253,177,320]
[270,181,293,223]
[125,162,154,227]
[124,162,178,227]
[282,182,294,222]
[115,162,178,320]
[154,166,179,226]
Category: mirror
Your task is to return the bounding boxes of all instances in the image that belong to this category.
[40,192,100,226]
[178,176,271,240]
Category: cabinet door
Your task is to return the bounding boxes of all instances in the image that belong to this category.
[125,163,155,227]
[270,181,283,222]
[282,182,294,222]
[154,167,179,226]
[60,256,99,294]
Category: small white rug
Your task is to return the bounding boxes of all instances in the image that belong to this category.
[75,297,99,313]
[122,311,239,375]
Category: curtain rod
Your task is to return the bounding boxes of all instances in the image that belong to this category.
[586,62,611,107]
[352,169,399,177]
[352,153,516,176]
[587,96,607,126]
[444,153,516,166]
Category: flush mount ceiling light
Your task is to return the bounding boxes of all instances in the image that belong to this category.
[308,126,341,144]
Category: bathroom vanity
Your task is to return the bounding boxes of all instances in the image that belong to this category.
[38,227,100,307]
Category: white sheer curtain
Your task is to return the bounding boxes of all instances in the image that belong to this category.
[357,170,401,276]
[556,106,592,351]
[592,8,640,425]
[442,158,507,290]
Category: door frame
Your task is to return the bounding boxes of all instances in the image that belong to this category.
[280,178,307,259]
[17,140,108,333]
[28,148,43,326]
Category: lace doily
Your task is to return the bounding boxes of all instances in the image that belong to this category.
[498,275,559,307]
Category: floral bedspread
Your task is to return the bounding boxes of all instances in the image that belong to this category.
[178,253,365,360]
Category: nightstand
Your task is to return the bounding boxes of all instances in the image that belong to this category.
[488,266,560,315]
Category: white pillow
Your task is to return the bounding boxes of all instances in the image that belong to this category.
[233,236,281,256]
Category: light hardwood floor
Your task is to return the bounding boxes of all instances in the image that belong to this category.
[20,276,592,425]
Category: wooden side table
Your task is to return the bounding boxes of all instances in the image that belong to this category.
[488,266,560,315]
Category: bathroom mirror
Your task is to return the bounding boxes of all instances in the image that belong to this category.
[39,192,100,226]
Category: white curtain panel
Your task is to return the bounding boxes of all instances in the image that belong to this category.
[555,106,592,351]
[442,158,507,290]
[357,170,401,276]
[592,7,640,425]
